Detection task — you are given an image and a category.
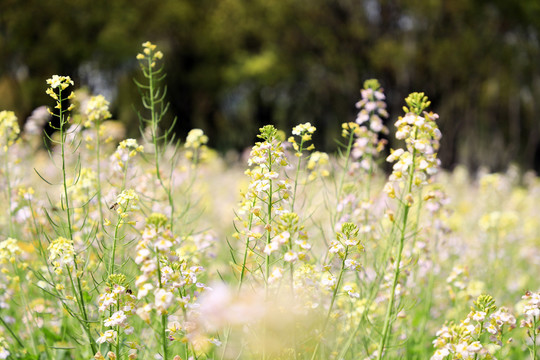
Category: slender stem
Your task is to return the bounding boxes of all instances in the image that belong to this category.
[533,318,538,360]
[3,143,13,236]
[265,148,273,294]
[0,316,24,347]
[333,131,355,229]
[146,55,175,232]
[95,120,104,230]
[57,89,97,355]
[290,139,304,213]
[116,299,122,360]
[238,198,258,292]
[376,145,418,360]
[156,253,169,360]
[109,216,122,276]
[310,247,349,360]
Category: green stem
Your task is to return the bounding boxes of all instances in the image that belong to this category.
[310,247,349,360]
[533,318,538,360]
[238,197,258,292]
[376,145,418,360]
[146,55,175,232]
[265,150,273,294]
[290,139,304,213]
[3,142,13,237]
[333,131,355,229]
[156,253,169,360]
[58,89,97,355]
[95,120,104,230]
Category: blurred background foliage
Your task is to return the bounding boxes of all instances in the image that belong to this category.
[1,0,540,171]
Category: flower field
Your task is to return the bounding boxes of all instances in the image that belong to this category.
[1,42,540,360]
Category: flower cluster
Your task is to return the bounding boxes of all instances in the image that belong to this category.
[0,111,20,151]
[84,94,112,128]
[136,41,163,68]
[306,151,330,181]
[355,79,389,131]
[135,214,179,317]
[263,212,312,284]
[289,122,316,156]
[45,75,75,113]
[352,79,389,168]
[0,238,22,264]
[238,126,291,219]
[115,189,139,218]
[235,126,293,283]
[431,295,515,359]
[520,290,540,329]
[48,237,75,274]
[98,274,137,342]
[134,213,209,354]
[324,223,365,290]
[185,128,209,164]
[111,139,144,173]
[384,93,441,199]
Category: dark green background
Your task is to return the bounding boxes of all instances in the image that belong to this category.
[1,0,540,171]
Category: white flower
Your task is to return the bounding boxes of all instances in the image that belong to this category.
[344,259,361,271]
[430,348,449,360]
[155,239,173,252]
[321,273,336,288]
[268,267,283,283]
[155,289,174,312]
[263,241,279,256]
[104,311,127,327]
[283,251,298,263]
[96,330,117,344]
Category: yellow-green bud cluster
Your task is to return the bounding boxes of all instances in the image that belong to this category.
[136,41,164,68]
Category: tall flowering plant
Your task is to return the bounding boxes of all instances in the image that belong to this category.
[377,92,442,359]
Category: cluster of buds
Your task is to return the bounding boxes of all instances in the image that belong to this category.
[136,41,164,68]
[384,93,441,200]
